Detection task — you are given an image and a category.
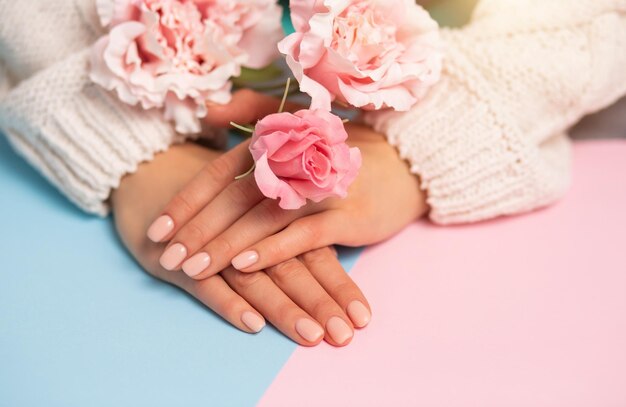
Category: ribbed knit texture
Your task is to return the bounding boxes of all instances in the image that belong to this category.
[366,0,626,224]
[0,0,199,215]
[1,50,186,215]
[1,0,625,221]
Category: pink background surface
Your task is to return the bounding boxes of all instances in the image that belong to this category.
[259,140,626,407]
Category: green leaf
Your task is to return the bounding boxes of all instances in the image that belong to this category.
[233,64,284,86]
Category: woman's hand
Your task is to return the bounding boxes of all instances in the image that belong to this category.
[147,90,428,279]
[112,142,371,346]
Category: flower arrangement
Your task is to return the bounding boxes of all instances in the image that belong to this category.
[90,0,442,208]
[90,0,284,133]
[281,0,443,111]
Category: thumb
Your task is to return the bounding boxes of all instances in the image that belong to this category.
[204,89,305,128]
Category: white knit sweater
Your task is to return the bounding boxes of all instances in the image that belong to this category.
[1,0,625,222]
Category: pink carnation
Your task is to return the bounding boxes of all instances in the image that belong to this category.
[279,0,443,112]
[91,0,283,133]
[250,109,362,210]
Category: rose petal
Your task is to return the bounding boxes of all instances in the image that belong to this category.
[254,154,307,210]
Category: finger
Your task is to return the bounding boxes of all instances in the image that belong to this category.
[230,211,343,273]
[265,257,354,346]
[156,268,266,334]
[204,89,304,128]
[146,141,253,243]
[300,247,372,329]
[221,267,325,346]
[157,174,264,271]
[179,199,309,280]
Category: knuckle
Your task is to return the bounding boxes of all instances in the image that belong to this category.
[177,222,208,246]
[301,246,331,266]
[228,177,258,204]
[297,220,321,244]
[210,237,233,256]
[203,162,223,180]
[310,298,339,320]
[268,258,302,284]
[215,298,241,319]
[256,200,284,225]
[275,303,295,322]
[213,149,244,181]
[203,159,233,183]
[333,281,356,299]
[169,193,196,219]
[265,238,287,260]
[232,270,265,290]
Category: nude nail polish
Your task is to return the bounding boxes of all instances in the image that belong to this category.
[182,252,211,277]
[159,243,187,271]
[326,316,353,345]
[147,215,174,242]
[295,319,324,343]
[347,300,371,328]
[241,312,265,333]
[231,251,259,270]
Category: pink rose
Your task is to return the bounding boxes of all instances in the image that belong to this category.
[250,109,362,210]
[91,0,283,134]
[279,0,443,112]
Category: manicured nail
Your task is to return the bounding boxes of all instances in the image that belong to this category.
[326,316,353,345]
[231,250,259,270]
[182,252,211,277]
[347,301,371,328]
[295,319,324,343]
[241,312,265,333]
[159,243,187,271]
[147,215,174,242]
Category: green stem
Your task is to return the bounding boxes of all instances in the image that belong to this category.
[235,164,256,180]
[230,122,254,133]
[278,77,292,114]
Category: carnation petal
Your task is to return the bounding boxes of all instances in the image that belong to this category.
[103,22,146,79]
[164,95,203,134]
[237,3,284,69]
[283,0,442,111]
[289,0,328,32]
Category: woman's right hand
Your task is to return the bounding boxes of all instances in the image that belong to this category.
[111,142,371,346]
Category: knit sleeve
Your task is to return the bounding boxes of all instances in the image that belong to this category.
[0,49,186,216]
[365,0,626,224]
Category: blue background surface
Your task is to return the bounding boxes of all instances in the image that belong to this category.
[0,9,364,406]
[0,132,362,407]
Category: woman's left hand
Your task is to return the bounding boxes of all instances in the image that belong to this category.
[148,90,428,279]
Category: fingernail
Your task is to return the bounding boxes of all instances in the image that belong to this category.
[347,301,371,328]
[147,215,174,242]
[182,252,211,277]
[295,319,324,343]
[159,243,187,271]
[231,250,259,270]
[326,316,353,345]
[241,312,265,333]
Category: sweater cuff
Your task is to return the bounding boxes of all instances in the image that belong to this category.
[0,50,193,216]
[365,53,571,224]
